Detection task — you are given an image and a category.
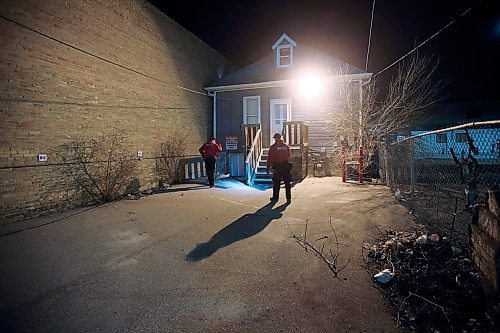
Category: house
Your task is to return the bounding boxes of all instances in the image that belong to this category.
[204,33,371,185]
[381,102,500,189]
[409,102,500,162]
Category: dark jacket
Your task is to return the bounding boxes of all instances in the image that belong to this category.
[199,142,222,160]
[267,140,291,168]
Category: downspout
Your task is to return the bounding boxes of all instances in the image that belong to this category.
[207,91,217,138]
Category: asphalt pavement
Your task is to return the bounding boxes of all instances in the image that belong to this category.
[0,177,415,332]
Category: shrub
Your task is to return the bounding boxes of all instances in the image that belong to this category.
[57,130,138,203]
[154,132,189,187]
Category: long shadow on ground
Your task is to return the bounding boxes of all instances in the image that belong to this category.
[186,201,289,262]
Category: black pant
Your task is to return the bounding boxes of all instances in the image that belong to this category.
[272,162,291,200]
[204,157,216,186]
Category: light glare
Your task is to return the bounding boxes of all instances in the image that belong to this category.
[297,75,324,99]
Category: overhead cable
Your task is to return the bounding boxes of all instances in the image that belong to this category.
[373,6,474,78]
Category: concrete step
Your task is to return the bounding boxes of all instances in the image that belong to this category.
[254,178,273,183]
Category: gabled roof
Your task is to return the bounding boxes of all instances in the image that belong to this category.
[272,33,297,49]
[206,44,366,89]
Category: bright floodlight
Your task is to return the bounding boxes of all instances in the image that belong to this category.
[297,75,324,99]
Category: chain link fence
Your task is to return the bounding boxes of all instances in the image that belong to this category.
[379,121,500,245]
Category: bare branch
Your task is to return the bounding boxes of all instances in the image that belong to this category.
[324,51,442,171]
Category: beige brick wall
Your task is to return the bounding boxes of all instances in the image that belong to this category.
[0,0,232,222]
[471,190,500,295]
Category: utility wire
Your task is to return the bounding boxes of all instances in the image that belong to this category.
[0,98,191,110]
[365,0,376,72]
[0,15,233,171]
[373,5,474,78]
[0,14,210,97]
[0,155,202,170]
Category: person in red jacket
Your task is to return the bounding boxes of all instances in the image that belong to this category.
[199,137,222,188]
[266,133,292,203]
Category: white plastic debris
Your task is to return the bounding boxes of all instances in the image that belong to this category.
[416,234,428,245]
[395,189,403,201]
[374,269,394,284]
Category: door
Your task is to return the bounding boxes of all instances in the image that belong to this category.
[269,98,291,145]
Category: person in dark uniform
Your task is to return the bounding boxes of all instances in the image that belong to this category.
[199,137,222,188]
[266,133,292,203]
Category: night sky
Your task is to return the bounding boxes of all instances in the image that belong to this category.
[149,0,500,102]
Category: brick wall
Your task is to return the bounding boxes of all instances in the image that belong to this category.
[470,189,500,296]
[0,0,233,222]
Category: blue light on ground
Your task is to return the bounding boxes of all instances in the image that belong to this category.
[187,178,272,192]
[214,179,272,192]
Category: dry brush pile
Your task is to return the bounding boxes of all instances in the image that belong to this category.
[363,228,498,332]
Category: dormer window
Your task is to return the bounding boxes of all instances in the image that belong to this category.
[277,45,293,68]
[272,33,297,69]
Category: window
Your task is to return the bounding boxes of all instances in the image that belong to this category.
[243,96,260,124]
[455,132,467,143]
[277,45,293,68]
[436,133,447,143]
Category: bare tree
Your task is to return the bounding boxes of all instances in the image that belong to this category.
[325,51,442,171]
[57,130,139,203]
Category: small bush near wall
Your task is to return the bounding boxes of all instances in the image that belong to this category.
[154,132,190,187]
[56,130,139,203]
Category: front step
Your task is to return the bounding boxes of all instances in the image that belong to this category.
[253,148,272,184]
[254,171,273,183]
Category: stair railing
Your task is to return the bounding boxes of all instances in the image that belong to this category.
[282,121,309,178]
[282,121,309,148]
[244,127,263,185]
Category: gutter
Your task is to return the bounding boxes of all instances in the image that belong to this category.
[205,73,372,93]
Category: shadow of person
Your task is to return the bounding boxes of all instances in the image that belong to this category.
[186,201,289,262]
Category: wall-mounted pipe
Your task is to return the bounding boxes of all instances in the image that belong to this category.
[207,91,217,138]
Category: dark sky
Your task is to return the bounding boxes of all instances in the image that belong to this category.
[149,0,500,102]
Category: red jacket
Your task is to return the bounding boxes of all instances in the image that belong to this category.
[199,142,222,159]
[267,140,291,168]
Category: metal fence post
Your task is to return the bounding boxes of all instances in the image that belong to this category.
[382,143,389,187]
[358,145,364,183]
[341,145,346,182]
[410,139,415,195]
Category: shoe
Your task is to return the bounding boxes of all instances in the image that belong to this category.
[270,197,278,202]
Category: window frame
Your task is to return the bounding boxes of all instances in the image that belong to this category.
[455,132,467,143]
[276,45,293,68]
[435,133,448,144]
[242,96,261,125]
